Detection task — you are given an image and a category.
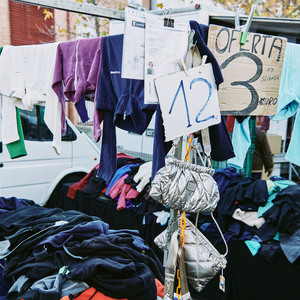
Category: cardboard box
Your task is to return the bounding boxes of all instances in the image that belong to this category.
[267,134,282,154]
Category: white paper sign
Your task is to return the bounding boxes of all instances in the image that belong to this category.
[121,7,147,80]
[144,17,189,104]
[155,64,221,141]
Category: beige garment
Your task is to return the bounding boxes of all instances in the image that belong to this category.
[232,208,265,228]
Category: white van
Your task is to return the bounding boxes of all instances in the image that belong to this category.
[0,105,100,206]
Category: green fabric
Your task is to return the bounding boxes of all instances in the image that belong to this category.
[242,116,256,177]
[6,108,27,159]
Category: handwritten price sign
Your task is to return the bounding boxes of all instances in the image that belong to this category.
[208,25,287,116]
[154,64,221,141]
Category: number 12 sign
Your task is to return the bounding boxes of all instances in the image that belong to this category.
[154,63,221,141]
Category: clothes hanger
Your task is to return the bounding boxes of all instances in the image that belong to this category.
[235,4,256,45]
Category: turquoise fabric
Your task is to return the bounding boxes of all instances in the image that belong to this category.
[271,43,300,121]
[228,116,251,169]
[257,179,296,217]
[245,240,261,256]
[285,111,300,166]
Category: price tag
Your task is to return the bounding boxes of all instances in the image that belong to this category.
[219,274,225,292]
[155,64,221,141]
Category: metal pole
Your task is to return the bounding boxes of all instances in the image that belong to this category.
[163,137,182,265]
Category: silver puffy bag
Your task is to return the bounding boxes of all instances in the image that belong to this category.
[149,158,219,213]
[155,217,227,293]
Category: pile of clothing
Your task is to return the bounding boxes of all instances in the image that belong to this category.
[0,197,164,300]
[66,154,168,224]
[201,167,300,265]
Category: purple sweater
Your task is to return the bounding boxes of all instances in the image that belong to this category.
[52,37,103,139]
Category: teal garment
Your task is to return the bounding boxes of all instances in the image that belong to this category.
[245,233,279,256]
[228,116,251,169]
[285,110,300,166]
[271,43,300,121]
[6,108,27,159]
[257,179,296,217]
[245,240,261,256]
[273,232,280,241]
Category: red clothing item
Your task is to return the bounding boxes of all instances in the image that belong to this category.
[155,279,164,298]
[67,164,99,199]
[226,115,235,133]
[117,153,134,159]
[60,287,127,300]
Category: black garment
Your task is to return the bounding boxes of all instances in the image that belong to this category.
[258,240,282,264]
[117,157,144,170]
[3,247,57,280]
[0,197,39,216]
[216,177,268,230]
[124,165,140,185]
[0,207,97,258]
[197,239,300,300]
[63,234,164,284]
[55,234,162,300]
[82,171,106,198]
[0,258,13,297]
[59,183,166,261]
[258,184,300,241]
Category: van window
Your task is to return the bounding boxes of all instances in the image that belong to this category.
[20,106,77,142]
[20,106,53,141]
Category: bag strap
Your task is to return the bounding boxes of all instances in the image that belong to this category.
[163,230,192,300]
[164,231,178,300]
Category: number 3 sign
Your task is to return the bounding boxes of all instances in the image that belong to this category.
[154,64,221,141]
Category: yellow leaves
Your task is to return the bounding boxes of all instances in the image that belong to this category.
[60,29,67,36]
[157,3,164,9]
[43,9,53,20]
[76,0,84,3]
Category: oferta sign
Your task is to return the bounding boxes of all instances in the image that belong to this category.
[208,24,287,116]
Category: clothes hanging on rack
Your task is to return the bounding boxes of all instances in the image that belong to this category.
[0,43,61,154]
[271,42,300,166]
[52,37,103,141]
[5,107,27,159]
[95,34,156,182]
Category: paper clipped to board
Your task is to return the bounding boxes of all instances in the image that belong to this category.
[144,16,189,104]
[121,7,147,80]
[155,64,221,141]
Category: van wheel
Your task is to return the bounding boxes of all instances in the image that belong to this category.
[45,173,86,208]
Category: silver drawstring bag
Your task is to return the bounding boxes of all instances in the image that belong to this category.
[149,148,219,213]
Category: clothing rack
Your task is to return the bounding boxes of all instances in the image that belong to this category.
[11,0,202,20]
[11,0,126,20]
